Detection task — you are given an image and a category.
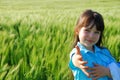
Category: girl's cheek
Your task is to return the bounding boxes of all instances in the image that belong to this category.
[95,34,100,39]
[83,31,89,36]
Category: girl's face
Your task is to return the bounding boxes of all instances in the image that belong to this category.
[78,25,101,51]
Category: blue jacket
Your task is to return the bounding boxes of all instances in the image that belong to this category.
[69,42,120,80]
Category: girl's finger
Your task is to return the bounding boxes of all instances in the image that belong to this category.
[78,61,87,65]
[93,63,99,66]
[79,65,88,69]
[92,76,99,80]
[76,55,82,60]
[88,67,97,71]
[82,69,90,77]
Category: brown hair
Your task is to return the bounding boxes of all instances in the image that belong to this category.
[73,9,104,48]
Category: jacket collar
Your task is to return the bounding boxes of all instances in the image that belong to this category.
[77,42,101,54]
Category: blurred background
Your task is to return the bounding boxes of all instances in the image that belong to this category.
[0,0,120,80]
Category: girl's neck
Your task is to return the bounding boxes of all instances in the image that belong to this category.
[86,46,94,52]
[87,47,94,52]
[78,42,95,52]
[81,44,94,52]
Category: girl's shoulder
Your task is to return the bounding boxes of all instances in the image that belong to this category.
[100,47,116,59]
[99,46,116,61]
[99,46,110,52]
[70,48,76,59]
[70,48,76,53]
[97,46,112,55]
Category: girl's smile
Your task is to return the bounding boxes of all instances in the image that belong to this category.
[87,39,94,43]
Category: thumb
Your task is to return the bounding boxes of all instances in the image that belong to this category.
[75,46,81,55]
[75,46,83,61]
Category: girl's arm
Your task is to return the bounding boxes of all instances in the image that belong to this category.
[71,46,90,77]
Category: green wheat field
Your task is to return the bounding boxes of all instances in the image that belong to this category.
[0,0,120,80]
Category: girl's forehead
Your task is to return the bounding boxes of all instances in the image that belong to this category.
[83,25,100,31]
[85,25,96,29]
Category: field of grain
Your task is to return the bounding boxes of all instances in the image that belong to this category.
[0,0,120,80]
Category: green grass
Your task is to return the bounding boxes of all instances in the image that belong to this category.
[0,0,120,80]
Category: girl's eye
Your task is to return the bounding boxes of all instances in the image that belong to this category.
[84,29,90,32]
[95,31,100,34]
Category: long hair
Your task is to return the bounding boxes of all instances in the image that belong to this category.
[73,9,104,48]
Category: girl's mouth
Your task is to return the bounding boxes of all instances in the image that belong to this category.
[87,40,94,43]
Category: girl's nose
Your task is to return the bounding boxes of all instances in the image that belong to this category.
[89,32,94,38]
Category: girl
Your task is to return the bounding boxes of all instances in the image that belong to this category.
[69,9,120,80]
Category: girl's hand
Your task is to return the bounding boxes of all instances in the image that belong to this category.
[72,46,90,77]
[89,63,111,80]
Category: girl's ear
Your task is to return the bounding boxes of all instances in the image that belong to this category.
[75,28,79,35]
[76,31,79,35]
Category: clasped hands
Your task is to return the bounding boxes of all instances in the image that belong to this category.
[72,46,111,80]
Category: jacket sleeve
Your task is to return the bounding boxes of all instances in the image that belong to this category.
[69,48,77,70]
[108,62,120,80]
[102,48,120,79]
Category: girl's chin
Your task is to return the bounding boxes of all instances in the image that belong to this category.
[80,42,95,47]
[86,41,95,45]
[84,43,94,48]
